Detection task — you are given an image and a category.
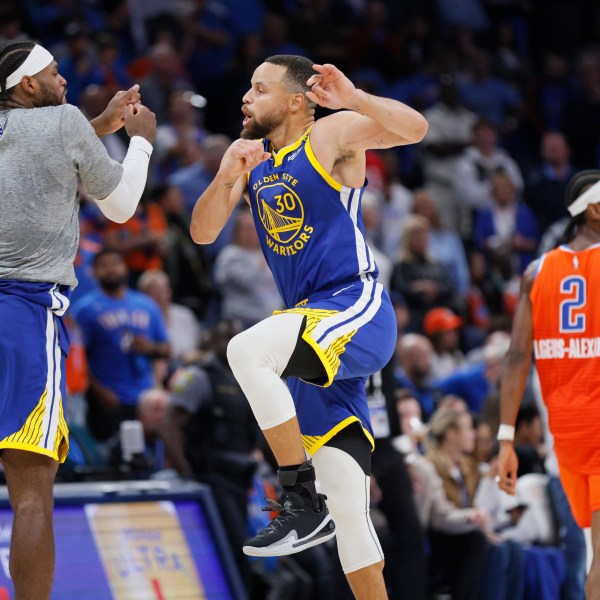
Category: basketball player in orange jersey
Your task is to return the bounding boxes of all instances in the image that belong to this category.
[497,169,600,598]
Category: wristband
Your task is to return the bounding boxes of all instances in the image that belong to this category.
[497,424,515,442]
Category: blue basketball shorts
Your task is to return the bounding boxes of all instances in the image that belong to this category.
[0,281,70,462]
[278,277,397,454]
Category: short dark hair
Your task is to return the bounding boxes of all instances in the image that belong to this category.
[515,405,540,430]
[92,247,123,267]
[0,41,35,100]
[562,169,600,243]
[265,54,316,108]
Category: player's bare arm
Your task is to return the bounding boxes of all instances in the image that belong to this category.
[307,64,428,150]
[190,139,270,244]
[497,259,537,495]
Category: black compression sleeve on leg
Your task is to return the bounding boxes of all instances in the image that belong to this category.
[281,316,328,384]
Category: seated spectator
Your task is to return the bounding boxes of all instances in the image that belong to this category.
[453,118,523,218]
[423,307,467,379]
[525,132,575,234]
[108,388,170,476]
[391,215,460,332]
[514,405,547,477]
[474,171,539,276]
[213,207,282,327]
[426,407,526,600]
[73,249,170,443]
[435,331,510,415]
[412,188,470,297]
[137,269,203,365]
[395,334,438,420]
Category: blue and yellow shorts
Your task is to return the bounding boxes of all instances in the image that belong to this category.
[279,277,397,454]
[0,281,70,462]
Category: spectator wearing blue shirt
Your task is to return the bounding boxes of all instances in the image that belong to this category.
[396,333,439,420]
[474,171,539,275]
[435,332,510,415]
[73,249,170,442]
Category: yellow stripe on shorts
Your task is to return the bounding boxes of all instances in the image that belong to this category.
[301,416,375,455]
[0,389,69,462]
[274,306,357,386]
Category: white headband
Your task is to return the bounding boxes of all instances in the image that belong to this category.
[5,44,54,91]
[568,179,600,216]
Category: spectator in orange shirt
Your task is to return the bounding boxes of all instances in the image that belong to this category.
[102,194,168,286]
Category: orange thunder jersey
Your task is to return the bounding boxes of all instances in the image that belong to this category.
[530,243,600,473]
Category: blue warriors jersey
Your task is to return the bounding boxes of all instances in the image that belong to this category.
[247,127,378,308]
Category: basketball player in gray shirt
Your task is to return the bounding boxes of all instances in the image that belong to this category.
[0,41,156,600]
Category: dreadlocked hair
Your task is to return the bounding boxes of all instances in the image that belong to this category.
[562,169,600,243]
[0,41,35,102]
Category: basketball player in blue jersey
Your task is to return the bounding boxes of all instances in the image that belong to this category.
[191,55,428,599]
[0,41,156,599]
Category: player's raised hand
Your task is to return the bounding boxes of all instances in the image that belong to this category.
[306,64,359,111]
[220,139,271,179]
[96,84,142,135]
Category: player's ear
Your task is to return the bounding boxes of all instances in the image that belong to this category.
[588,202,600,221]
[289,92,305,113]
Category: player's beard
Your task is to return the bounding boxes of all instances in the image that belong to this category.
[240,107,286,140]
[36,81,66,107]
[99,274,127,292]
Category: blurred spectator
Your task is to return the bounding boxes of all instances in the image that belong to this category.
[54,23,99,107]
[137,269,203,364]
[435,331,510,415]
[412,187,470,296]
[261,12,306,58]
[526,53,571,135]
[426,407,526,600]
[421,74,478,235]
[161,319,262,588]
[108,388,170,475]
[366,364,428,600]
[79,84,128,161]
[361,191,392,289]
[396,334,438,420]
[423,307,467,379]
[152,89,208,181]
[94,32,131,95]
[168,133,232,216]
[564,50,600,168]
[73,249,170,442]
[454,118,524,217]
[410,446,489,600]
[458,50,521,129]
[181,0,235,93]
[514,405,546,477]
[377,150,414,259]
[474,171,539,275]
[138,41,194,123]
[391,214,460,332]
[213,207,282,327]
[0,2,28,45]
[151,184,214,318]
[525,131,575,234]
[102,194,169,287]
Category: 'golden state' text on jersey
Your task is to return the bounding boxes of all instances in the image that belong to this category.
[247,127,378,308]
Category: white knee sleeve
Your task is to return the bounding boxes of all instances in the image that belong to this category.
[312,445,384,573]
[226,313,305,430]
